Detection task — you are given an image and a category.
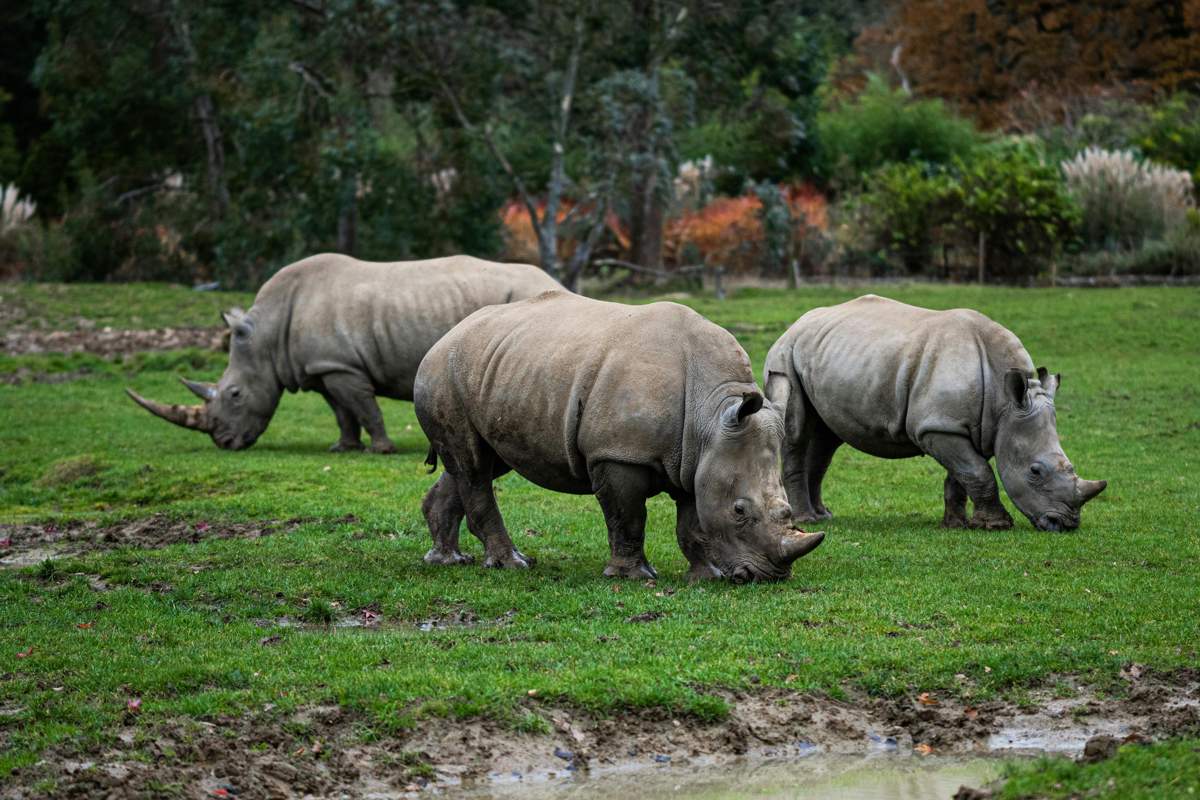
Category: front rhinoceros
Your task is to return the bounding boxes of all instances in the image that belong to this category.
[414,291,824,581]
[127,254,560,453]
[763,295,1107,531]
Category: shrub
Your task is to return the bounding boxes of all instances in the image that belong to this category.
[816,74,982,187]
[1135,93,1200,186]
[1062,147,1194,252]
[859,163,955,273]
[950,141,1079,281]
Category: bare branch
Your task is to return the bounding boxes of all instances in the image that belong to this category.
[289,61,335,101]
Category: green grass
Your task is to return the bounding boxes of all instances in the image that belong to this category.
[1,282,1199,777]
[0,281,254,332]
[995,740,1200,798]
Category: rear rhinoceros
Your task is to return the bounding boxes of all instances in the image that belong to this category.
[763,295,1107,531]
[414,291,824,581]
[127,254,560,452]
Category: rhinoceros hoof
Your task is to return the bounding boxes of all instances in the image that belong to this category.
[968,514,1013,531]
[424,548,474,566]
[484,549,534,569]
[368,440,398,455]
[329,440,366,452]
[941,514,970,529]
[794,509,832,523]
[603,560,658,579]
[686,562,725,582]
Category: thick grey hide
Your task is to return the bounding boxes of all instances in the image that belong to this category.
[127,254,561,452]
[414,291,824,581]
[763,295,1106,531]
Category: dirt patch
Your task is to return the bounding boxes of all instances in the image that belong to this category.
[4,671,1196,798]
[0,514,307,567]
[3,327,225,357]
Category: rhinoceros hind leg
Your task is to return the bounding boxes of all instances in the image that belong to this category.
[421,472,473,564]
[923,433,1013,531]
[593,461,659,579]
[781,384,839,521]
[449,450,532,569]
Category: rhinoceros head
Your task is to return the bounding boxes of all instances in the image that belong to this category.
[995,368,1107,531]
[126,309,280,450]
[692,392,825,581]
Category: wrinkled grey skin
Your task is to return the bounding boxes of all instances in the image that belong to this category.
[414,291,824,582]
[764,295,1107,531]
[127,254,560,452]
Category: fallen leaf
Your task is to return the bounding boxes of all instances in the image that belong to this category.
[964,707,979,720]
[15,647,32,659]
[626,611,664,623]
[195,521,210,533]
[1122,663,1145,681]
[984,666,992,673]
[917,692,940,706]
[527,689,539,697]
[360,609,381,627]
[0,537,11,548]
[914,742,934,755]
[76,622,93,629]
[126,697,142,714]
[610,584,622,593]
[260,635,282,647]
[784,674,798,683]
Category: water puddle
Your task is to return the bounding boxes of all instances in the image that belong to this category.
[454,753,1005,799]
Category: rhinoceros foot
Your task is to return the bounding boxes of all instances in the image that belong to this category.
[685,561,725,582]
[603,558,658,580]
[329,440,366,453]
[793,507,832,523]
[424,548,475,566]
[968,508,1014,530]
[368,439,398,455]
[483,549,535,569]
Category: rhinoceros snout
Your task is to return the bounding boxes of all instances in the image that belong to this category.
[1036,511,1079,532]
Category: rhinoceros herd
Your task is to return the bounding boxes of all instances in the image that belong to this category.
[128,254,1107,582]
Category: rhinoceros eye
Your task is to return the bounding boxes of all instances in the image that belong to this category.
[228,386,242,401]
[1030,462,1046,478]
[733,499,749,517]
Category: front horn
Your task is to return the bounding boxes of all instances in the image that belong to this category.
[181,377,218,401]
[778,530,825,565]
[1078,478,1108,504]
[125,388,212,432]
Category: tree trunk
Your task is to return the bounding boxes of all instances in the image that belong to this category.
[337,172,358,255]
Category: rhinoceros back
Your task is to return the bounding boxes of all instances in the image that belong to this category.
[774,295,1034,458]
[416,291,757,493]
[249,254,559,397]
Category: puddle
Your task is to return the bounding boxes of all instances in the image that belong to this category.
[454,753,1005,799]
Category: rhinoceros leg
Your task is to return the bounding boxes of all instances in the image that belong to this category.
[922,434,1014,530]
[674,494,723,581]
[942,474,970,528]
[449,444,533,569]
[782,384,839,522]
[318,389,365,452]
[321,372,396,454]
[592,461,658,580]
[421,472,473,565]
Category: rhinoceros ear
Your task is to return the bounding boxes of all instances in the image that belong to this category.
[722,391,764,427]
[221,308,253,341]
[1005,369,1029,410]
[1036,367,1061,399]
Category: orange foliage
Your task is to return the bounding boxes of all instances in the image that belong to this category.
[499,199,629,265]
[665,184,828,273]
[840,0,1200,128]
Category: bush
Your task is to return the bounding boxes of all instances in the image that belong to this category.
[949,141,1079,281]
[1062,147,1195,251]
[816,74,982,187]
[1135,93,1200,186]
[859,162,955,273]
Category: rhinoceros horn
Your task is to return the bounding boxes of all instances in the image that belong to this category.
[1077,478,1107,504]
[778,530,825,565]
[181,377,218,401]
[125,388,211,431]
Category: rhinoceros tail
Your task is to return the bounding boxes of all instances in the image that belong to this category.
[424,446,438,474]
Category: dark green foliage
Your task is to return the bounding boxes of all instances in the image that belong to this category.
[816,74,982,187]
[1134,93,1200,186]
[859,162,955,273]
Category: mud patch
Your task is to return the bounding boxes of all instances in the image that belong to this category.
[4,671,1196,799]
[3,327,225,357]
[0,514,305,567]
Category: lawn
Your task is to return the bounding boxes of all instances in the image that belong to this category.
[1,282,1198,788]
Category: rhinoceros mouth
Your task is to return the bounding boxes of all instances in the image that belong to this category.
[1035,511,1079,532]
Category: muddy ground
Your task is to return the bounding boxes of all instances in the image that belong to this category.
[3,327,226,358]
[4,667,1197,798]
[0,515,311,567]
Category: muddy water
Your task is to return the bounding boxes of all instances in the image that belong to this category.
[459,754,1005,799]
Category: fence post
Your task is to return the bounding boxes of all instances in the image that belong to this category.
[714,266,725,301]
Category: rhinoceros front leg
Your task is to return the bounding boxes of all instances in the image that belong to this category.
[421,472,473,565]
[942,474,970,528]
[318,389,365,452]
[921,433,1014,530]
[592,461,658,579]
[321,372,396,454]
[674,494,723,581]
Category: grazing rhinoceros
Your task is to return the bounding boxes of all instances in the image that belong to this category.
[414,290,824,581]
[127,254,560,452]
[763,295,1107,531]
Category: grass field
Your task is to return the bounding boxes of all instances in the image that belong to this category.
[1,281,1198,791]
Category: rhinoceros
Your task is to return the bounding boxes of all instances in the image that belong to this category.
[414,291,825,581]
[127,254,560,452]
[763,295,1107,531]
